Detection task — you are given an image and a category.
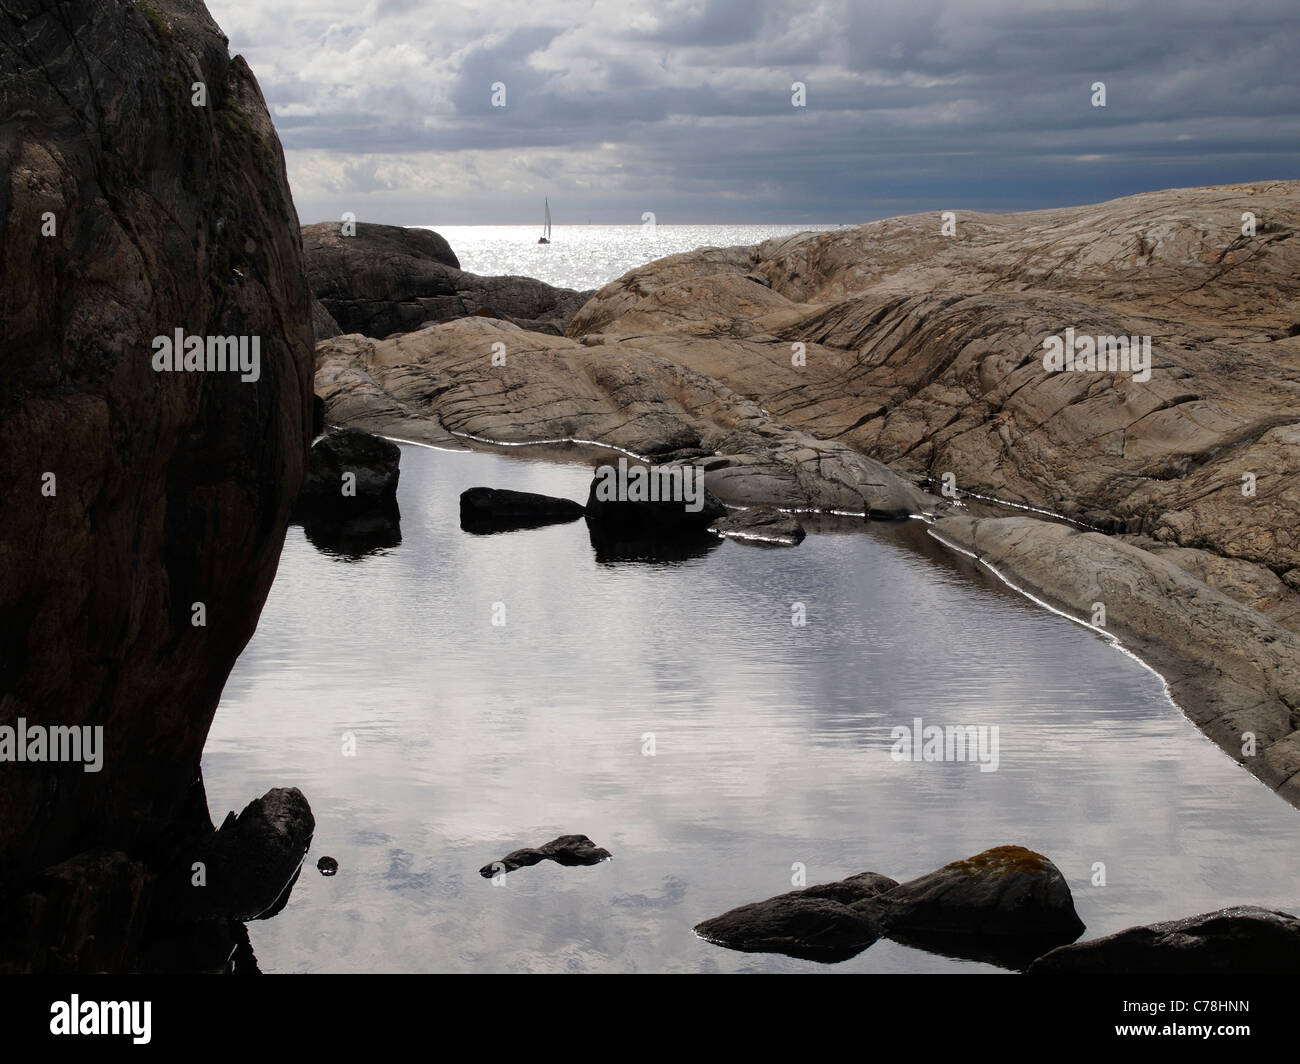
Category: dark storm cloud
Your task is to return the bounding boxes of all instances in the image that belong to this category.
[207,0,1300,223]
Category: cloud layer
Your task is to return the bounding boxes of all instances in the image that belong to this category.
[208,0,1300,224]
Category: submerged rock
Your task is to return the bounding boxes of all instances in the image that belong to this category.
[694,873,898,963]
[317,857,339,877]
[460,487,585,533]
[479,835,612,878]
[1028,906,1300,974]
[710,506,806,546]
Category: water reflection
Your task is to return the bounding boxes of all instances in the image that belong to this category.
[205,444,1300,973]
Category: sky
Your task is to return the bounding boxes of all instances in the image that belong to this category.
[207,0,1300,226]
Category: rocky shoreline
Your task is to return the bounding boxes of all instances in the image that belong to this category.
[3,0,1296,975]
[310,183,1300,810]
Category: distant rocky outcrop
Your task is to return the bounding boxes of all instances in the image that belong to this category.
[1028,906,1300,974]
[302,222,593,337]
[479,835,612,878]
[0,0,314,946]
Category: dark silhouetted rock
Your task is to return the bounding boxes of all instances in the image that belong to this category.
[479,835,611,878]
[317,857,338,877]
[711,506,806,546]
[694,847,1083,969]
[1028,906,1300,974]
[460,487,585,533]
[0,0,313,903]
[302,221,593,337]
[190,788,315,922]
[312,393,326,437]
[296,428,400,513]
[694,873,898,962]
[585,460,727,534]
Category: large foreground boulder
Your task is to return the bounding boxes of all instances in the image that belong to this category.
[0,0,314,890]
[302,221,592,337]
[1028,906,1300,974]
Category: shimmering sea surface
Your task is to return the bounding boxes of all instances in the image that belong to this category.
[420,223,848,290]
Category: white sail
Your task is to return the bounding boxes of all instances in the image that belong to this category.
[544,198,551,241]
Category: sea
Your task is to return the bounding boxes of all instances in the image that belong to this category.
[422,224,849,290]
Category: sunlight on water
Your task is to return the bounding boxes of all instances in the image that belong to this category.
[420,224,848,291]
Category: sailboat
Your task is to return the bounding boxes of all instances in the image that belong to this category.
[538,198,551,244]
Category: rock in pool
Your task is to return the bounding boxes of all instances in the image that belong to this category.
[459,487,586,534]
[479,835,612,878]
[710,506,806,546]
[694,872,899,963]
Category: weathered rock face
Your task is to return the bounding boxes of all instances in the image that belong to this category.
[1028,906,1300,974]
[314,318,934,516]
[479,834,612,878]
[302,221,593,337]
[311,298,343,341]
[0,0,314,884]
[459,487,585,533]
[568,183,1300,577]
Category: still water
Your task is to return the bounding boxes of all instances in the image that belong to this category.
[204,444,1300,972]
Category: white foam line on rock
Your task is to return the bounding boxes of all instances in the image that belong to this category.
[713,529,798,545]
[925,527,1179,712]
[941,488,1101,531]
[379,433,468,453]
[446,428,648,460]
